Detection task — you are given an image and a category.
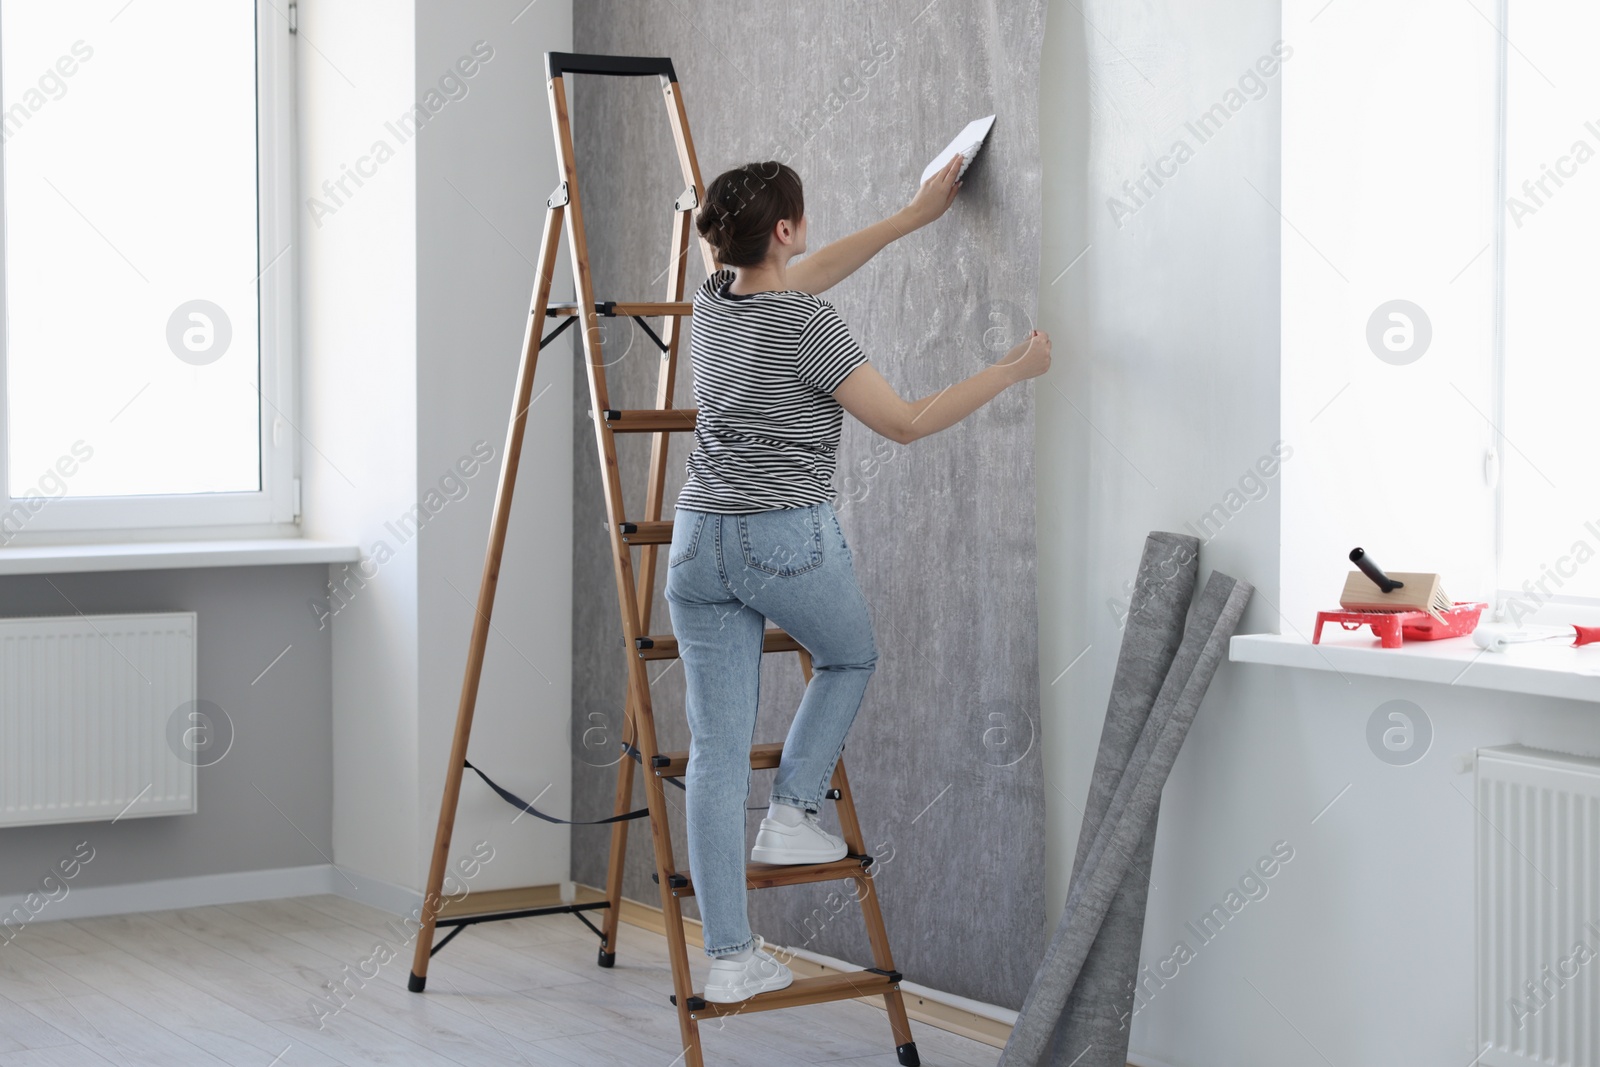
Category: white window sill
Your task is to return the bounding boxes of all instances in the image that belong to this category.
[0,538,361,577]
[1230,630,1600,704]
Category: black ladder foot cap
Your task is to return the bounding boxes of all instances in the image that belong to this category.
[897,1041,920,1066]
[597,948,615,968]
[408,972,426,993]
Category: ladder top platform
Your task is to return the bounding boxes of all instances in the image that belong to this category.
[545,51,677,82]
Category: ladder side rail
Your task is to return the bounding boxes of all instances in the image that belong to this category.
[633,203,693,631]
[635,70,705,629]
[597,694,639,967]
[662,77,717,278]
[547,67,706,1066]
[409,203,567,992]
[832,755,917,1053]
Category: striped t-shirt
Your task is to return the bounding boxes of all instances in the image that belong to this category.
[676,267,869,514]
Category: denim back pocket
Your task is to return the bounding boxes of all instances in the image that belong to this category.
[737,506,824,577]
[668,511,707,567]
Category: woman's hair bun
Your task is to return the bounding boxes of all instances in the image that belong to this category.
[696,161,804,267]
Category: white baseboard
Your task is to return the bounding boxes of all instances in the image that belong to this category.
[0,864,425,927]
[1,864,336,924]
[1126,1053,1181,1067]
[324,867,423,917]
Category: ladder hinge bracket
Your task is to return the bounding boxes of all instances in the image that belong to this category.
[865,967,903,983]
[673,185,699,212]
[650,754,671,768]
[652,872,689,889]
[634,636,656,651]
[547,182,569,208]
[669,994,708,1011]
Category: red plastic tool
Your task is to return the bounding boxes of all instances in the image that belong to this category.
[1313,601,1488,648]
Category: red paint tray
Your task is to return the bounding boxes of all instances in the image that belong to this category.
[1312,601,1488,648]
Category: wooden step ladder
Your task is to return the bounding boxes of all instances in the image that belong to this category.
[407,51,920,1067]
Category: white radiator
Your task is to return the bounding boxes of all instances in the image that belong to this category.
[1477,745,1600,1066]
[0,613,197,828]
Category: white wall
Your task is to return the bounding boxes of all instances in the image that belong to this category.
[1038,2,1600,1064]
[300,0,573,894]
[1038,0,1284,923]
[298,0,421,888]
[415,0,574,893]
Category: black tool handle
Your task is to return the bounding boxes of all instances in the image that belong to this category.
[1350,547,1404,594]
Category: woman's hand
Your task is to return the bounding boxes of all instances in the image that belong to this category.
[999,330,1052,382]
[898,155,963,230]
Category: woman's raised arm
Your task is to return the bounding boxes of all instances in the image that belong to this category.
[786,155,964,295]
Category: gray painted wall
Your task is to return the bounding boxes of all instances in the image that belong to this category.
[567,1,1047,1010]
[0,565,333,895]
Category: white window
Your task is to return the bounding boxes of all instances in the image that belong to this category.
[1498,0,1600,614]
[0,0,296,543]
[1279,0,1498,629]
[1281,0,1599,628]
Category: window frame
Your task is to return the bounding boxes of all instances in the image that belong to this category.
[1488,0,1600,618]
[0,1,298,542]
[1488,0,1510,614]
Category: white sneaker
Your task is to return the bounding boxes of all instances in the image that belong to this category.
[750,809,848,865]
[702,935,793,1004]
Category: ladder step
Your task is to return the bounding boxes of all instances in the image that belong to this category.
[673,970,903,1018]
[617,520,673,545]
[654,854,872,898]
[547,300,693,318]
[636,629,802,661]
[637,743,844,800]
[650,741,786,778]
[600,408,698,433]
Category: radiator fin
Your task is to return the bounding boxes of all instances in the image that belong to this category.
[0,613,197,828]
[1477,745,1600,1067]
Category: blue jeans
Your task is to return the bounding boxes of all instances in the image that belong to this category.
[663,501,878,958]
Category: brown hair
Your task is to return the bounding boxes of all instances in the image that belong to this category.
[695,161,804,267]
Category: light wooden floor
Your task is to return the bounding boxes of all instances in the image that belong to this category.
[0,895,1003,1066]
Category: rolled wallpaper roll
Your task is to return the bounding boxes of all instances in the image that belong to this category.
[1004,552,1253,1066]
[1049,533,1199,1065]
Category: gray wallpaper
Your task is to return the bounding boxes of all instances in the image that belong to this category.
[567,0,1046,1009]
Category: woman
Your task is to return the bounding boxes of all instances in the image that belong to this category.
[665,157,1051,1004]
